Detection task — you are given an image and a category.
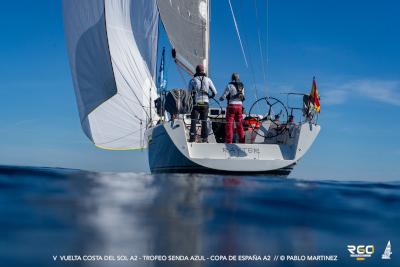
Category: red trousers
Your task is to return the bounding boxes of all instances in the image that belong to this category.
[225,104,245,143]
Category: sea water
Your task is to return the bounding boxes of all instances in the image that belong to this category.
[0,165,399,267]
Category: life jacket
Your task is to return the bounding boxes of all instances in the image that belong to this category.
[227,81,245,102]
[191,74,209,95]
[191,74,210,105]
[243,116,261,130]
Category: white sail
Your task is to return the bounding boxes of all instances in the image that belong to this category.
[63,0,159,150]
[157,0,210,75]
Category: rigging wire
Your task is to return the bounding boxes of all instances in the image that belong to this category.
[227,0,248,68]
[118,93,144,123]
[229,0,259,105]
[241,30,259,103]
[254,0,267,94]
[265,0,269,96]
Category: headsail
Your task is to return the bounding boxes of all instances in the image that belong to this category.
[157,0,210,75]
[63,0,159,150]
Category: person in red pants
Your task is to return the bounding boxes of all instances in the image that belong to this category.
[219,73,245,143]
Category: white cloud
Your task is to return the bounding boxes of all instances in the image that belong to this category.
[321,89,348,105]
[321,79,400,106]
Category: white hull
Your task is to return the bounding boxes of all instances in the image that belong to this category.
[146,120,320,176]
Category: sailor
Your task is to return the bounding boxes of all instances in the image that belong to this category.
[188,64,217,142]
[266,114,281,143]
[219,73,245,144]
[286,115,296,136]
[273,114,281,126]
[280,115,296,143]
[303,94,313,121]
[271,114,282,132]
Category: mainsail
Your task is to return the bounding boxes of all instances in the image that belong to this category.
[63,0,159,150]
[157,0,210,75]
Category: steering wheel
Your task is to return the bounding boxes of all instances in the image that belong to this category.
[247,96,289,139]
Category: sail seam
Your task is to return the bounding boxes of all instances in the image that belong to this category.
[111,59,151,120]
[96,128,144,146]
[103,1,151,122]
[103,1,119,102]
[78,1,119,127]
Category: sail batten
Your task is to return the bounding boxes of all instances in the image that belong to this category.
[157,0,210,75]
[63,0,159,150]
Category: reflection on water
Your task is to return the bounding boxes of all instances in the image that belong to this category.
[0,166,399,267]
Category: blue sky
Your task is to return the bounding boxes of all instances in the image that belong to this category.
[0,0,399,180]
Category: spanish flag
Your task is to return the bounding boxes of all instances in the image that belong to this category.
[309,77,320,113]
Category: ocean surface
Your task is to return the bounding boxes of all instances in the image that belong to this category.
[0,165,399,267]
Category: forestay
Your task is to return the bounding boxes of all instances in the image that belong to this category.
[63,0,159,150]
[157,0,210,75]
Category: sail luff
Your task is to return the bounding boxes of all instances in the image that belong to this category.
[205,0,210,73]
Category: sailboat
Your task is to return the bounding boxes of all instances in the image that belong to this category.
[62,0,320,175]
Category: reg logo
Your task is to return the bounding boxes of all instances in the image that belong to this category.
[347,245,374,261]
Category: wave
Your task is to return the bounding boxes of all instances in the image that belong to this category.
[1,165,399,267]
